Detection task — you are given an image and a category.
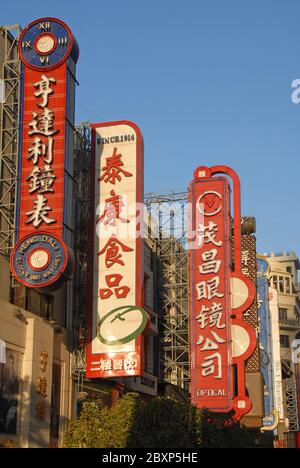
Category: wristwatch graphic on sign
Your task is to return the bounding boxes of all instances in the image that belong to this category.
[97,306,149,346]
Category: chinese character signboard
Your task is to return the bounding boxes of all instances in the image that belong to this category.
[241,235,260,373]
[10,18,79,291]
[189,166,256,418]
[296,362,300,446]
[268,287,285,425]
[189,174,233,412]
[257,256,276,428]
[86,121,149,378]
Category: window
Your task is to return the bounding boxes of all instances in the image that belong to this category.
[279,276,284,293]
[279,308,288,321]
[50,363,62,441]
[285,277,291,294]
[26,290,54,321]
[280,335,290,348]
[144,274,153,309]
[273,276,278,290]
[144,336,153,374]
[0,79,5,104]
[287,266,292,274]
[0,339,6,364]
[0,349,22,435]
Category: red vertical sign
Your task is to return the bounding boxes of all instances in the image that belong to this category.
[189,175,233,412]
[18,66,67,237]
[10,18,79,291]
[190,165,256,419]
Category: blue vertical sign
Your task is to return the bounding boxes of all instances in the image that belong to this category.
[257,256,276,427]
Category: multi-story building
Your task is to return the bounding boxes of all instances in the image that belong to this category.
[267,251,300,448]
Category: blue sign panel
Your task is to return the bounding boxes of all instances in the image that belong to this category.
[257,257,275,427]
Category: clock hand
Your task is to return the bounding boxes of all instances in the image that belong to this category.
[110,310,131,323]
[110,306,136,323]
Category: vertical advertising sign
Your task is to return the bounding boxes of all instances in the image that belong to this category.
[189,174,233,412]
[257,256,276,428]
[189,166,256,418]
[268,287,285,423]
[295,363,300,447]
[10,18,79,291]
[86,121,149,379]
[242,235,260,373]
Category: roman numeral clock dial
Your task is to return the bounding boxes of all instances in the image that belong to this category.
[19,18,74,70]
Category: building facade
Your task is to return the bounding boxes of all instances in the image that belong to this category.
[267,251,300,448]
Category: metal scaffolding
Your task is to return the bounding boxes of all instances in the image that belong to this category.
[72,122,91,376]
[0,25,21,258]
[284,378,299,432]
[145,191,190,390]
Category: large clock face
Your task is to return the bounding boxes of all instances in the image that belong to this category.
[19,18,72,70]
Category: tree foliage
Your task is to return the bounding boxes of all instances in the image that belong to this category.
[127,395,196,448]
[64,392,259,448]
[64,400,107,448]
[197,410,259,448]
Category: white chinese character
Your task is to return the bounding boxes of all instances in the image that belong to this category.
[40,164,56,193]
[124,358,137,371]
[113,360,123,371]
[27,136,54,164]
[100,359,112,371]
[257,294,263,309]
[197,331,226,351]
[199,249,221,274]
[196,277,224,300]
[34,74,56,108]
[27,166,41,193]
[242,250,250,267]
[26,194,55,227]
[201,352,223,379]
[27,137,46,164]
[27,164,56,194]
[28,109,58,137]
[196,305,210,329]
[209,302,225,328]
[196,302,225,329]
[197,221,222,248]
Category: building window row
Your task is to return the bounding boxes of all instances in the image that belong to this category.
[280,334,290,349]
[271,275,292,294]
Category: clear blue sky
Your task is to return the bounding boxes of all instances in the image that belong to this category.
[2,0,300,255]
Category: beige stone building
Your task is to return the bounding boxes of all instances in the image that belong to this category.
[267,251,300,447]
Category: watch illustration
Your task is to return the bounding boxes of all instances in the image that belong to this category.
[197,190,222,216]
[97,306,149,346]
